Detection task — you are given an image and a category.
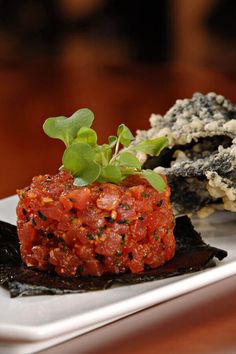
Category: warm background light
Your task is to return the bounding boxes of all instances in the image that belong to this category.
[0,0,235,198]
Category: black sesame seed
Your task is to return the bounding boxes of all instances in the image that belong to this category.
[22,208,27,216]
[32,218,37,226]
[128,252,133,261]
[70,208,77,214]
[156,200,163,207]
[121,234,126,245]
[104,216,115,223]
[69,198,77,202]
[95,253,105,263]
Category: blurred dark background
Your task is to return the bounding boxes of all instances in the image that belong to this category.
[0,0,236,198]
[0,0,236,71]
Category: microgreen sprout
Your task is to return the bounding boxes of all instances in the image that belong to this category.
[43,108,168,192]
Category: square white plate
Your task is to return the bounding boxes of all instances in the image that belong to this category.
[0,195,236,354]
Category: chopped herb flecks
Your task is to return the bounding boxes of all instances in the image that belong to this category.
[117,219,130,225]
[142,192,149,198]
[77,265,84,274]
[115,250,122,257]
[119,204,130,210]
[87,233,95,241]
[69,216,76,221]
[70,208,77,214]
[154,230,158,241]
[37,210,47,221]
[65,183,72,190]
[97,225,107,236]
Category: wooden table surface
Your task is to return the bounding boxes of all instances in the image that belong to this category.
[0,60,236,353]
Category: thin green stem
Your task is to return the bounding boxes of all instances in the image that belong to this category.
[109,137,121,164]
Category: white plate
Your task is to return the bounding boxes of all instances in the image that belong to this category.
[0,195,236,354]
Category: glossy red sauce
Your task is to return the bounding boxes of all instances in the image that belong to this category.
[16,171,175,277]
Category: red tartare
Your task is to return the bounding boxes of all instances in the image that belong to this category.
[16,171,175,277]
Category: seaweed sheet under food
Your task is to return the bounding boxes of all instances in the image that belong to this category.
[0,217,227,297]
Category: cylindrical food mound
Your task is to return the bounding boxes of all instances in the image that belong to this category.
[16,171,175,277]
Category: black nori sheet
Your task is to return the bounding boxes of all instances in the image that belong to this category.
[0,217,227,297]
[0,219,21,264]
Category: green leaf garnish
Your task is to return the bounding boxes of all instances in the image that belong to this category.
[43,108,168,193]
[140,170,166,193]
[43,108,94,147]
[134,137,168,155]
[73,127,97,146]
[98,165,122,184]
[117,124,134,147]
[73,161,101,186]
[62,143,95,175]
[117,152,141,169]
[95,144,112,166]
[108,135,117,148]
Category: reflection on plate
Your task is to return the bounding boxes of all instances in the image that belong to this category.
[0,195,236,354]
